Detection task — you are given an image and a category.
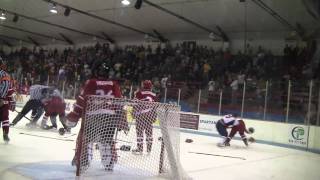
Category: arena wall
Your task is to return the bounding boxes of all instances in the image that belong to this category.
[15,96,320,153]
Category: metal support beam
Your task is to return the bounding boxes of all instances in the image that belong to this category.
[59,33,74,45]
[0,24,66,43]
[153,29,168,43]
[0,7,107,41]
[42,0,156,39]
[251,0,298,32]
[27,36,40,46]
[143,0,223,40]
[215,25,229,42]
[101,32,115,44]
[0,34,32,44]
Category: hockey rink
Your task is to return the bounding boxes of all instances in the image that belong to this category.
[1,108,320,180]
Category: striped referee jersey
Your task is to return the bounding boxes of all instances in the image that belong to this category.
[0,70,11,98]
[29,85,50,100]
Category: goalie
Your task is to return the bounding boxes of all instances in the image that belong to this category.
[66,62,127,173]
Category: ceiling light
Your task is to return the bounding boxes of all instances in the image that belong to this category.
[50,3,58,14]
[121,0,131,6]
[0,12,6,20]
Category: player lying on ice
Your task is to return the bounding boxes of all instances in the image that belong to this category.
[65,61,129,173]
[215,114,255,147]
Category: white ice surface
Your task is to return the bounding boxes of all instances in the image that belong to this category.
[0,108,320,180]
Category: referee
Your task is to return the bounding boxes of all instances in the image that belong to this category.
[11,85,51,127]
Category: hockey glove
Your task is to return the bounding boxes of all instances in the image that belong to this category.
[65,112,79,128]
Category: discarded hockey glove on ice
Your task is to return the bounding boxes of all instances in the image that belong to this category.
[120,145,131,151]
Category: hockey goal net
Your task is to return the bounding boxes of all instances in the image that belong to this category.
[75,96,188,179]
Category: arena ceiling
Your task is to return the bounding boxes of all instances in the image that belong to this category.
[0,0,319,46]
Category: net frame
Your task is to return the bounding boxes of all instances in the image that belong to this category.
[75,96,186,179]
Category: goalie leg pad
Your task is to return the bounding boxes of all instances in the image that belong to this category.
[98,142,117,171]
[136,120,144,152]
[146,122,153,153]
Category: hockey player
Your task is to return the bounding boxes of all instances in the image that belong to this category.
[41,89,70,132]
[66,62,127,172]
[10,84,50,127]
[1,86,16,143]
[215,114,237,147]
[0,57,13,142]
[223,119,255,147]
[132,80,158,154]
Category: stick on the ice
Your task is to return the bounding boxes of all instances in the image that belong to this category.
[188,151,246,160]
[14,110,32,121]
[19,132,74,142]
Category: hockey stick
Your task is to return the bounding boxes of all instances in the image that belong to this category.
[14,110,32,121]
[19,132,74,142]
[188,151,246,160]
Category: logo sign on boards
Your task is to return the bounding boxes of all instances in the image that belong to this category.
[288,126,308,147]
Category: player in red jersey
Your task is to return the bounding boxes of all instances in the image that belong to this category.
[132,80,158,154]
[66,62,127,172]
[41,89,69,132]
[223,119,255,147]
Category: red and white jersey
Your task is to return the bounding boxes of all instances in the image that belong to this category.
[134,90,157,115]
[44,96,66,116]
[229,119,249,138]
[67,78,122,122]
[4,87,15,106]
[134,90,157,102]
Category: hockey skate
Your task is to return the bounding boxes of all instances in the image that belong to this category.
[42,125,57,130]
[65,127,71,134]
[3,134,10,143]
[217,141,230,147]
[25,122,37,128]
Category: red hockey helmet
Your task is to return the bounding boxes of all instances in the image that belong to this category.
[142,80,152,90]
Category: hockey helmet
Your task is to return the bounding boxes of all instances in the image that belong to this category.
[94,61,110,78]
[142,80,152,90]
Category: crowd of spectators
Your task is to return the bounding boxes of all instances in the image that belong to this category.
[0,41,318,101]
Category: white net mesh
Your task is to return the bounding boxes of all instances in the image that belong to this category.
[75,96,186,179]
